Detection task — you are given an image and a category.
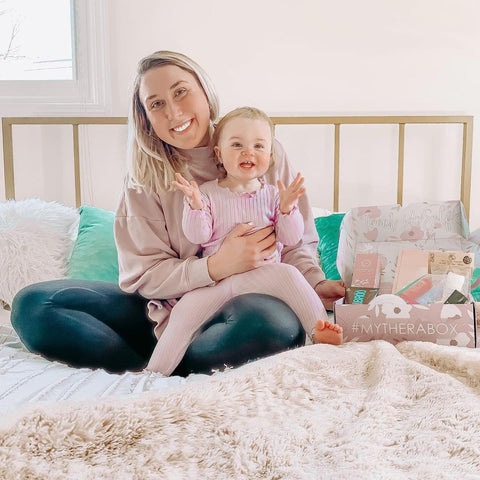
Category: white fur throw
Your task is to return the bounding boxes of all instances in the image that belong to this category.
[1,340,480,478]
[0,199,79,307]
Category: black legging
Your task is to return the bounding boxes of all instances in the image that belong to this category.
[10,280,305,375]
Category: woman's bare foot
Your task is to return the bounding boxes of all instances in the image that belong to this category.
[313,320,343,345]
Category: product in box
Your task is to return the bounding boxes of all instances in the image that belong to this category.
[345,287,379,304]
[428,251,474,276]
[428,251,474,295]
[351,253,381,288]
[396,272,470,305]
[396,275,433,304]
[392,249,430,294]
[441,272,470,301]
[444,289,469,304]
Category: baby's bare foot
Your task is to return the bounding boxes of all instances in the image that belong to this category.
[313,320,343,345]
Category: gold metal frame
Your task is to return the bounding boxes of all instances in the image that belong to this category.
[2,117,127,208]
[2,115,474,218]
[271,116,473,219]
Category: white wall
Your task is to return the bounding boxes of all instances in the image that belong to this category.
[108,0,480,115]
[110,0,480,226]
[2,0,480,227]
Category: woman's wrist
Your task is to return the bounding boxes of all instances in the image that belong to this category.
[207,253,226,282]
[314,279,327,292]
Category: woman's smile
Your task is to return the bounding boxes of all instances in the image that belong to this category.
[172,119,192,133]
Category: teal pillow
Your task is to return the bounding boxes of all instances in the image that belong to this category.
[67,205,119,283]
[472,268,480,301]
[314,213,345,280]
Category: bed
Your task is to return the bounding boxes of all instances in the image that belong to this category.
[1,115,480,479]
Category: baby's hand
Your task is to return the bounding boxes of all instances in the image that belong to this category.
[172,173,203,210]
[277,173,306,214]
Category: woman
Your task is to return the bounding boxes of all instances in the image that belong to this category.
[11,51,345,374]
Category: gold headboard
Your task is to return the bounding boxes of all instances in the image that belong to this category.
[2,115,473,219]
[2,117,127,209]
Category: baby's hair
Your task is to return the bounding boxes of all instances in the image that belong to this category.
[128,50,220,193]
[212,106,275,170]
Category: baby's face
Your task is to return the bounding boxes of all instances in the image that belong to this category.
[214,117,272,183]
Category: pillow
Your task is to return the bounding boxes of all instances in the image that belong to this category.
[0,199,79,307]
[472,268,480,301]
[67,205,119,283]
[314,213,345,280]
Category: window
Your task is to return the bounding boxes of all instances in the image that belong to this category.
[0,0,73,81]
[0,0,109,114]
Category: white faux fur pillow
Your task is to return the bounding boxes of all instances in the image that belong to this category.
[0,199,80,308]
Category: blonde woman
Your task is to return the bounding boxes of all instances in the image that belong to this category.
[12,51,345,374]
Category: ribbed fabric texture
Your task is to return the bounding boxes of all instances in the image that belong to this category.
[182,179,304,260]
[146,263,328,375]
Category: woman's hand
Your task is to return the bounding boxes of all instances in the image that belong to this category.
[314,279,346,310]
[207,224,277,281]
[172,172,203,210]
[277,173,306,214]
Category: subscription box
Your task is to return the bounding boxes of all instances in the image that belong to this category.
[334,294,476,348]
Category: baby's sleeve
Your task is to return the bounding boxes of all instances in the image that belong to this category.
[275,204,305,246]
[182,193,214,246]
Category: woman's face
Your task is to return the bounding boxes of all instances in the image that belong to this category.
[139,65,211,149]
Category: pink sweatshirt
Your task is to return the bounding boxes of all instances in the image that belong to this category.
[114,140,325,335]
[182,178,304,261]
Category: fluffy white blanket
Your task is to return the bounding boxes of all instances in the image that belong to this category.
[1,340,480,479]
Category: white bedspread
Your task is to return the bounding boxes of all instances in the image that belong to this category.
[0,308,318,417]
[0,320,207,417]
[3,305,480,478]
[2,339,480,478]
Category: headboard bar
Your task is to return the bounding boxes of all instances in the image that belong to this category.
[270,115,473,220]
[397,123,405,206]
[2,115,473,219]
[333,124,340,212]
[2,117,14,202]
[2,116,128,207]
[461,119,474,221]
[270,115,473,125]
[72,124,81,209]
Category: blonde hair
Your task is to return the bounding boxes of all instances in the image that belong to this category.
[127,51,219,193]
[212,106,275,171]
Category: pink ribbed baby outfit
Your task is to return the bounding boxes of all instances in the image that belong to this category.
[182,178,304,260]
[146,179,328,375]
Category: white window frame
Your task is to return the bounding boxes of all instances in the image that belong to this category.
[0,0,109,114]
